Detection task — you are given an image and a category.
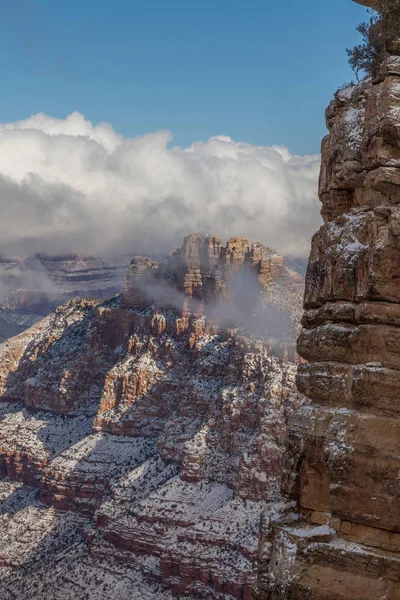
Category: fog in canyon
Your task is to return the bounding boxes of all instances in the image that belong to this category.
[0,112,321,260]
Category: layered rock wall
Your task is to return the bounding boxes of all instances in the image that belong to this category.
[256,34,400,600]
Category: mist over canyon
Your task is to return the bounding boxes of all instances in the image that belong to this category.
[0,112,321,259]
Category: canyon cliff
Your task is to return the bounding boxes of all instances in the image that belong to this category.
[0,234,303,599]
[255,3,400,597]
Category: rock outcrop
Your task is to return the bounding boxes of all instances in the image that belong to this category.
[0,234,304,599]
[256,36,400,600]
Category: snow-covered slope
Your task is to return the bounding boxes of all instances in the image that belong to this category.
[0,234,304,599]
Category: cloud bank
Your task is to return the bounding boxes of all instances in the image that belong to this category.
[0,112,321,258]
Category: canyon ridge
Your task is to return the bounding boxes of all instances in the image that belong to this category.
[0,234,304,599]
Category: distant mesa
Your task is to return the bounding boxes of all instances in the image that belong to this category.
[0,253,131,342]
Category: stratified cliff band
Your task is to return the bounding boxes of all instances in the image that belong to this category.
[256,1,400,597]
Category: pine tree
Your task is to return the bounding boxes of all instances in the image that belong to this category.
[346,0,400,79]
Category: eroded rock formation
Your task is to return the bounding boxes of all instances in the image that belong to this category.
[0,234,303,599]
[255,31,400,600]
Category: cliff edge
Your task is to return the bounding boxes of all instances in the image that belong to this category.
[256,17,400,600]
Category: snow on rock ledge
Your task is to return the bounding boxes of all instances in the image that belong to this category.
[0,233,304,599]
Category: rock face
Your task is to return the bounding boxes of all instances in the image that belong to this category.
[255,48,400,600]
[353,0,378,7]
[0,234,304,599]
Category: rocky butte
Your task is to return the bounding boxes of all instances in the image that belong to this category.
[255,0,400,597]
[0,233,304,599]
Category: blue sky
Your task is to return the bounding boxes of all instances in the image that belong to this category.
[1,0,368,155]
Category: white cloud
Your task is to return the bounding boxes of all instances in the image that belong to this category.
[0,112,321,258]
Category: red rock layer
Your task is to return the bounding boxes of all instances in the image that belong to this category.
[256,51,400,600]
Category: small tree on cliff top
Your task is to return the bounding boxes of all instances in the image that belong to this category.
[347,0,400,80]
